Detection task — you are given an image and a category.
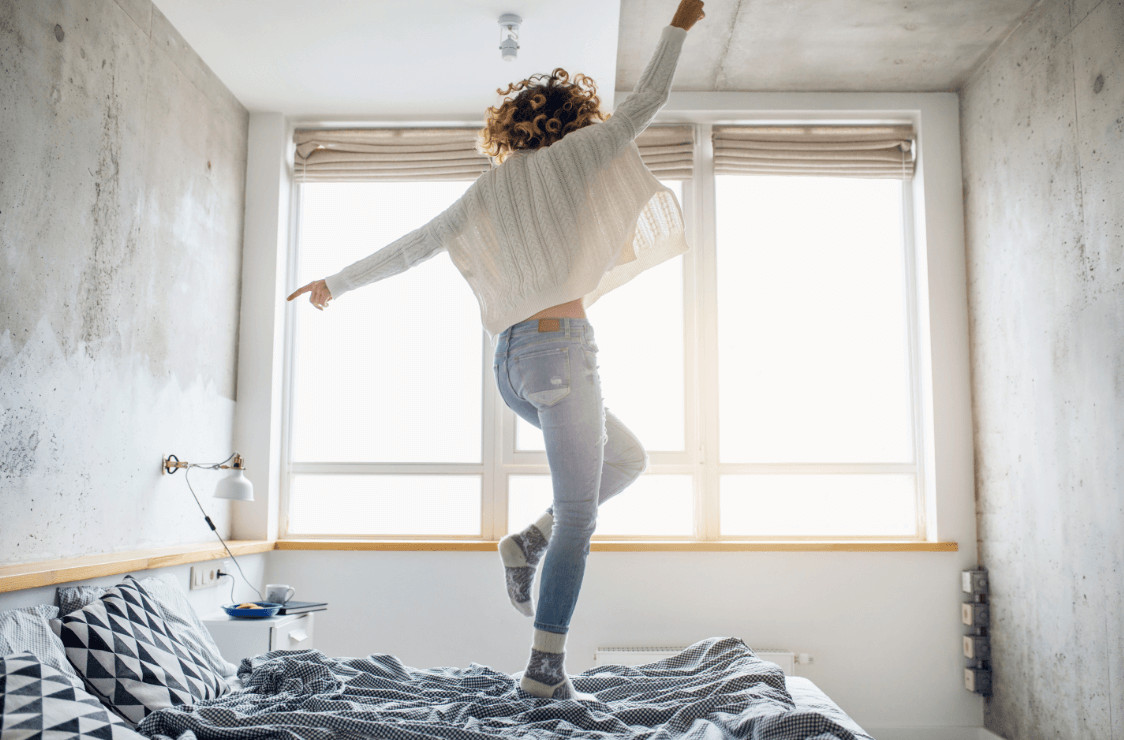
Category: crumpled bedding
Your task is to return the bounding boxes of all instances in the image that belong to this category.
[138,637,861,740]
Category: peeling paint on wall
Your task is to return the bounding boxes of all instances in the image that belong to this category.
[0,319,239,559]
[0,0,248,563]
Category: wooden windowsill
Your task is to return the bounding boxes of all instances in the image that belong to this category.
[0,538,957,594]
[275,539,959,553]
[0,540,274,594]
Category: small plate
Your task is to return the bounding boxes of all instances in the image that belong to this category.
[222,601,281,619]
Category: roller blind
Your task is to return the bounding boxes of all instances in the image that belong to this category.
[293,128,489,182]
[635,125,694,180]
[293,125,695,182]
[712,125,915,179]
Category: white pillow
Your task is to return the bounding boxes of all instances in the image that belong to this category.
[0,604,82,683]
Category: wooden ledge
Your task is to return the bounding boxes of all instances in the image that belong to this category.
[0,540,274,594]
[276,539,958,553]
[1,538,957,593]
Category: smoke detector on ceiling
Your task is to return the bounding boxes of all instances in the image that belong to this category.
[499,13,522,62]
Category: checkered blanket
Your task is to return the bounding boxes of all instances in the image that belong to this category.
[138,637,860,740]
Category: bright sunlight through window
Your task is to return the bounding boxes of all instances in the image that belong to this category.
[714,176,919,537]
[287,167,922,541]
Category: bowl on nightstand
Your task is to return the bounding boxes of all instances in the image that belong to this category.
[222,601,281,619]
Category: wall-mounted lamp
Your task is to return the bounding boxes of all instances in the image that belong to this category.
[163,452,262,601]
[499,13,521,62]
[163,452,253,501]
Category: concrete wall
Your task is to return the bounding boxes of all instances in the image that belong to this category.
[960,0,1124,737]
[0,0,248,562]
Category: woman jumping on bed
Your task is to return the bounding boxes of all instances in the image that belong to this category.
[288,0,704,700]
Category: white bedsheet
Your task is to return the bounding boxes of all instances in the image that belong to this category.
[787,676,875,740]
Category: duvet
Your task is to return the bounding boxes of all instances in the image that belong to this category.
[138,637,859,740]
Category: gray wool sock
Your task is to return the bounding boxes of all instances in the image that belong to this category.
[521,629,569,697]
[498,511,553,617]
[519,629,597,701]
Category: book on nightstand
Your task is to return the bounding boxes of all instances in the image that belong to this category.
[277,601,328,615]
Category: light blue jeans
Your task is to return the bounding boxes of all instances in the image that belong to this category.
[494,318,648,635]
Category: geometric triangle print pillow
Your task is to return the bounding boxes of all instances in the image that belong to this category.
[58,576,225,724]
[0,651,147,739]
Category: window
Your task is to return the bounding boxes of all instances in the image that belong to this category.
[285,126,924,541]
[713,176,919,537]
[288,181,483,536]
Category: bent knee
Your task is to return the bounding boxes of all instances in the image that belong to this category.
[552,503,598,535]
[620,448,648,479]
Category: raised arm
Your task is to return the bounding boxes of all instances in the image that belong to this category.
[584,0,704,150]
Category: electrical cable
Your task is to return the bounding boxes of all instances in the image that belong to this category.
[184,459,264,603]
[218,571,236,605]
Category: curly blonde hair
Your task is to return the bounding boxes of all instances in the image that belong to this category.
[477,68,609,164]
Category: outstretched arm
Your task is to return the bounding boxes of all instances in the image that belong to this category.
[287,194,466,310]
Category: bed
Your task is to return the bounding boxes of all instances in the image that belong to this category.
[0,574,874,740]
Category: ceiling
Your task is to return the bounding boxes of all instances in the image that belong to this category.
[617,0,1040,93]
[150,0,620,119]
[151,0,1039,118]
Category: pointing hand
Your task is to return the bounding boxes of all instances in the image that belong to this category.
[287,279,333,311]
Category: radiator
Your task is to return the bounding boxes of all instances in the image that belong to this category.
[593,646,796,675]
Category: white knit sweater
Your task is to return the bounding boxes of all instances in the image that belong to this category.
[323,25,689,336]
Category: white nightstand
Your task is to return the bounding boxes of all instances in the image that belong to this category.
[202,612,317,664]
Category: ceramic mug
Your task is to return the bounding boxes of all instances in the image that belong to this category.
[265,583,296,604]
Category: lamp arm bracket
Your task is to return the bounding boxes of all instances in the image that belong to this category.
[162,453,246,475]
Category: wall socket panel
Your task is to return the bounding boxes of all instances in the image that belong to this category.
[189,561,229,590]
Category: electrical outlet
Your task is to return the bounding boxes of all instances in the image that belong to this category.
[961,602,989,627]
[964,667,992,695]
[190,565,220,590]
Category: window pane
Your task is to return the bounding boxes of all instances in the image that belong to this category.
[508,474,693,537]
[720,474,917,537]
[292,183,482,463]
[288,475,480,536]
[517,182,686,452]
[715,176,914,464]
[515,415,545,451]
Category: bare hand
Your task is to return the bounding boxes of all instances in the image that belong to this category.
[671,0,705,30]
[287,279,333,310]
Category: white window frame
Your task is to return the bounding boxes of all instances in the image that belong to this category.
[706,163,925,540]
[278,95,965,544]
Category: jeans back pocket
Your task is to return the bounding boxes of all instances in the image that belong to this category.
[515,347,572,408]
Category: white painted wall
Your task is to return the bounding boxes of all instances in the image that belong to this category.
[267,548,979,732]
[230,112,292,542]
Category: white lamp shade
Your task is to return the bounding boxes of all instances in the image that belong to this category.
[214,468,254,501]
